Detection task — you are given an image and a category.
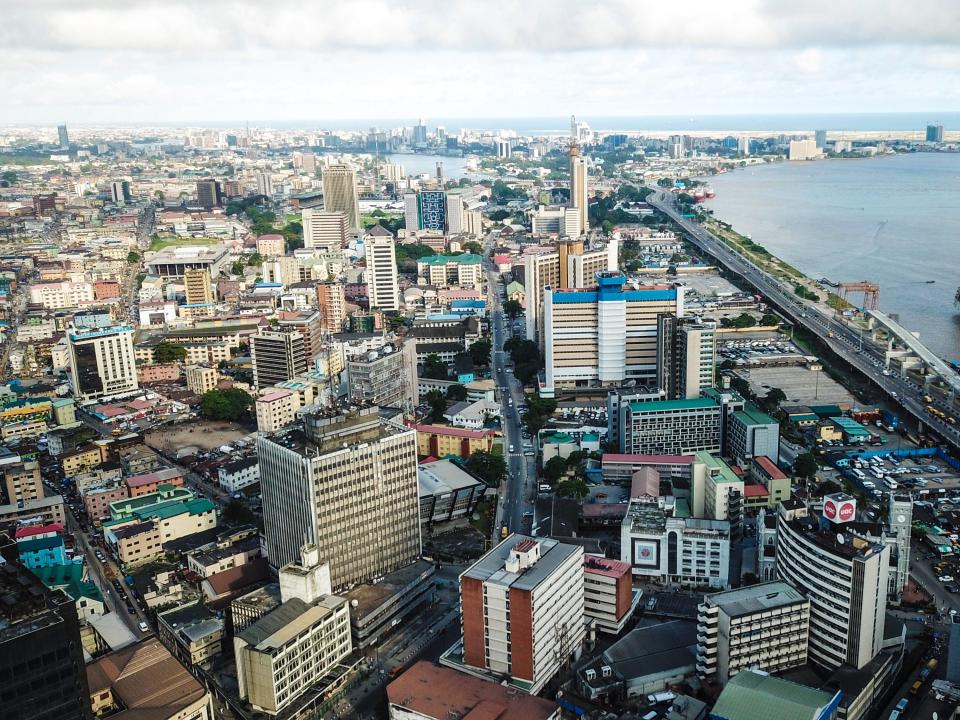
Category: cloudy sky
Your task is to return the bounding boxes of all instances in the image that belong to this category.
[2,0,959,125]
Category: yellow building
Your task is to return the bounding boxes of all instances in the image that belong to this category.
[413,423,498,459]
[62,445,104,476]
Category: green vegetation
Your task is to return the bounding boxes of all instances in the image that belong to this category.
[794,452,819,479]
[465,450,507,487]
[705,218,806,282]
[503,299,523,319]
[395,242,435,270]
[543,456,568,483]
[491,180,528,204]
[421,354,449,381]
[446,384,468,401]
[826,292,853,311]
[149,235,219,252]
[503,338,543,386]
[555,476,589,500]
[221,499,256,527]
[794,284,821,302]
[199,388,254,421]
[720,313,757,329]
[127,251,141,263]
[523,394,557,436]
[487,209,510,222]
[153,342,187,364]
[469,338,492,368]
[462,241,482,255]
[425,389,448,422]
[0,170,17,187]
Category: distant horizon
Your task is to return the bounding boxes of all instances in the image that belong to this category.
[5,111,958,135]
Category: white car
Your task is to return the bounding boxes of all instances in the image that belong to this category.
[138,621,149,633]
[939,575,955,583]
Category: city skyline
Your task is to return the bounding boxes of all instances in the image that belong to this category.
[2,1,959,123]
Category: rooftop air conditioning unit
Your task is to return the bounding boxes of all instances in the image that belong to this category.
[601,665,612,678]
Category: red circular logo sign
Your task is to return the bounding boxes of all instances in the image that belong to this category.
[824,500,837,519]
[838,502,855,521]
[640,548,651,558]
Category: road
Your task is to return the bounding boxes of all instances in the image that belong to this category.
[483,237,535,540]
[648,191,960,452]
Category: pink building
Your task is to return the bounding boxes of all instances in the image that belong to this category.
[125,468,185,497]
[84,485,129,522]
[137,363,181,383]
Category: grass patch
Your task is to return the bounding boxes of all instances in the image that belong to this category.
[827,292,853,311]
[149,236,221,252]
[706,218,808,282]
[470,498,495,537]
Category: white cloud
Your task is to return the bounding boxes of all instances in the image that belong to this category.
[0,1,958,122]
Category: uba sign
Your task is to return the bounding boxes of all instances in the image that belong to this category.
[823,494,857,523]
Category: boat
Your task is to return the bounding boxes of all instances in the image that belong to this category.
[705,188,716,199]
[925,280,936,284]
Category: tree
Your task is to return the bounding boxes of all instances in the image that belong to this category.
[1,170,18,187]
[446,384,468,401]
[463,241,482,255]
[794,452,819,479]
[543,456,568,483]
[503,299,523,319]
[730,376,752,399]
[154,342,187,364]
[763,387,787,412]
[760,313,779,326]
[221,499,256,527]
[465,450,507,487]
[719,359,737,371]
[469,338,492,368]
[127,251,141,263]
[421,354,449,380]
[425,390,448,423]
[199,388,254,421]
[555,476,589,500]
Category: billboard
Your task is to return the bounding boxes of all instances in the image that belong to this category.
[632,539,659,568]
[823,494,856,523]
[419,191,447,231]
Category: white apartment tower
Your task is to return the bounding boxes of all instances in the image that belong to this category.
[302,208,348,252]
[67,325,139,401]
[888,492,912,597]
[257,407,421,590]
[456,535,585,695]
[322,164,361,230]
[365,234,399,312]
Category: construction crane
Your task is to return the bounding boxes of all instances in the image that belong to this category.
[837,281,880,311]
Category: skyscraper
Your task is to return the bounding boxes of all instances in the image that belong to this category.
[738,136,751,156]
[57,124,69,149]
[257,406,421,589]
[0,542,93,720]
[196,179,222,209]
[316,283,346,333]
[657,317,717,399]
[183,267,213,306]
[569,146,588,237]
[887,492,912,597]
[413,119,428,145]
[814,129,827,149]
[365,233,399,312]
[255,171,273,197]
[322,164,360,230]
[110,180,131,205]
[67,325,139,401]
[251,331,308,389]
[926,123,944,142]
[302,208,348,252]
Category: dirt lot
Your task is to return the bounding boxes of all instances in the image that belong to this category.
[144,421,250,457]
[745,365,856,406]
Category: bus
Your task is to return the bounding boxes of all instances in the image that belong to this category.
[852,469,866,481]
[883,478,899,490]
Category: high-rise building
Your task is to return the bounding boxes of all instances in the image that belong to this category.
[223,179,243,198]
[0,544,93,719]
[542,273,684,394]
[2,460,43,505]
[614,397,723,455]
[582,556,636,635]
[788,139,820,161]
[195,179,222,209]
[775,499,889,670]
[948,615,960,683]
[302,208,347,251]
[887,492,912,598]
[413,119,428,145]
[496,139,512,158]
[257,407,421,588]
[255,170,273,197]
[322,164,360,230]
[404,190,448,232]
[738,136,751,156]
[67,325,139,401]
[316,283,346,333]
[110,180,131,205]
[57,124,69,149]
[657,317,717,399]
[696,581,810,686]
[569,146,588,237]
[365,233,399,312]
[814,129,828,149]
[346,342,416,411]
[250,331,308,389]
[727,405,780,463]
[926,123,944,143]
[277,309,323,362]
[183,267,213,306]
[456,535,585,695]
[523,242,617,346]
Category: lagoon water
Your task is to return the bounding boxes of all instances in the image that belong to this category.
[704,153,960,359]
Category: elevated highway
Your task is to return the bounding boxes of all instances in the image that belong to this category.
[647,190,960,452]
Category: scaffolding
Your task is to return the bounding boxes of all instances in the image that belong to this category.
[838,281,880,311]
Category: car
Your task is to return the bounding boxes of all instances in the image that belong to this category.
[138,621,149,633]
[939,575,955,582]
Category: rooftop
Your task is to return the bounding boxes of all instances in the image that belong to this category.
[418,459,486,496]
[583,555,631,578]
[703,581,807,617]
[419,252,483,266]
[603,453,695,465]
[733,403,778,427]
[711,670,839,720]
[462,535,581,593]
[237,595,346,652]
[387,661,558,720]
[628,397,719,413]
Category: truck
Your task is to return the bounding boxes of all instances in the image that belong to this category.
[881,410,900,429]
[648,691,676,705]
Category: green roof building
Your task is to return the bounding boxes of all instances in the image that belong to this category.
[728,403,780,464]
[710,670,840,720]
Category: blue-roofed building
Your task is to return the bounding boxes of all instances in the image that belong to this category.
[542,272,684,395]
[17,533,72,569]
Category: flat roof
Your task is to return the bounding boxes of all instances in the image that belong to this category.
[603,453,695,465]
[704,581,807,617]
[628,397,719,413]
[462,535,581,593]
[238,595,345,651]
[711,670,839,720]
[734,404,777,426]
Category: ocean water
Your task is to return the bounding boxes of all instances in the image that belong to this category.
[703,153,960,359]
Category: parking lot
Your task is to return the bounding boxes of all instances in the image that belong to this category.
[745,364,857,406]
